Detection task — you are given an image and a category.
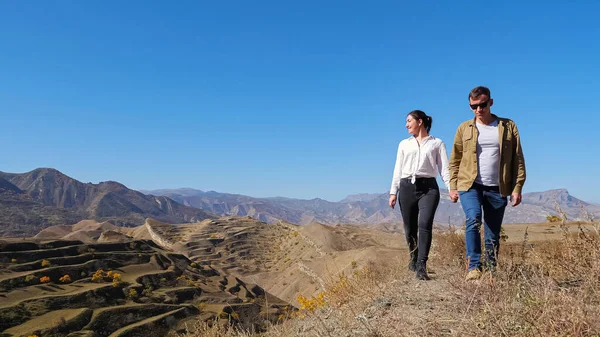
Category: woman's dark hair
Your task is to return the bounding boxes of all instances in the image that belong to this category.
[408,110,432,133]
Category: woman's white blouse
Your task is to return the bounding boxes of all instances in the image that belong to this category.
[389,135,450,195]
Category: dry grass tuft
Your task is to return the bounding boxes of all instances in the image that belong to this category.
[442,222,600,336]
[431,228,466,269]
[177,320,255,337]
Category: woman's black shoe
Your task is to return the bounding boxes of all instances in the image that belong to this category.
[408,254,417,272]
[416,263,430,280]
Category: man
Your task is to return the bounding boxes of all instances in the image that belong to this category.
[449,86,526,280]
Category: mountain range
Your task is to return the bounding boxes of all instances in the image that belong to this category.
[1,167,597,237]
[141,187,600,228]
[0,168,215,237]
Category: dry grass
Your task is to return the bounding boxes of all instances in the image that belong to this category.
[181,220,600,337]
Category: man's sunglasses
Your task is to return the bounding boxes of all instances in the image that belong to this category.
[470,100,489,110]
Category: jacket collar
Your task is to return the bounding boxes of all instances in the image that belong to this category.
[469,113,504,126]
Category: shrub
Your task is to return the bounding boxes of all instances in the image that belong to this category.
[500,226,509,242]
[296,292,326,314]
[59,274,72,283]
[142,285,153,297]
[546,215,562,223]
[111,272,122,287]
[91,269,105,282]
[128,288,139,299]
[40,276,51,283]
[41,259,51,268]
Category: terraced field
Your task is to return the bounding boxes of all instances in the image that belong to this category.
[0,233,289,337]
[0,215,408,336]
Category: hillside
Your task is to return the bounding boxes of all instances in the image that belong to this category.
[0,215,409,336]
[0,227,288,337]
[183,224,600,337]
[0,177,82,237]
[2,215,597,336]
[125,216,405,307]
[0,169,216,237]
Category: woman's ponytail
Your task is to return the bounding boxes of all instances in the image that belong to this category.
[425,116,432,133]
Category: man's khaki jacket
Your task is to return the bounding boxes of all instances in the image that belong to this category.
[449,115,526,197]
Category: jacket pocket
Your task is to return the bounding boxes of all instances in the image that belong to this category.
[462,126,474,149]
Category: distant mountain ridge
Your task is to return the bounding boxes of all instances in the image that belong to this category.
[143,187,600,227]
[0,168,215,237]
[2,167,597,237]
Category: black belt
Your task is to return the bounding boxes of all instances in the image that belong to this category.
[401,177,436,182]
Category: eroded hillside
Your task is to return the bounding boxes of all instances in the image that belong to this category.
[0,236,287,337]
[131,216,406,306]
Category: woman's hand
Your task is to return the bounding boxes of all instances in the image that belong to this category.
[389,195,397,209]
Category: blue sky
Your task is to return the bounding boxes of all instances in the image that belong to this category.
[1,1,599,203]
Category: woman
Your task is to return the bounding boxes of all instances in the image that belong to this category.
[389,110,450,280]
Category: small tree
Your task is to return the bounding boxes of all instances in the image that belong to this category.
[41,259,51,268]
[40,276,51,283]
[59,275,72,283]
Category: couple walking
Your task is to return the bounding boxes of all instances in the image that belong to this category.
[389,86,526,280]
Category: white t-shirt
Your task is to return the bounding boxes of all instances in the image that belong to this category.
[475,119,500,186]
[389,136,450,195]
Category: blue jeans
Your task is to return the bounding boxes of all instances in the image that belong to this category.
[459,183,508,271]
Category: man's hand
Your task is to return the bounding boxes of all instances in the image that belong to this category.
[449,190,459,203]
[389,195,397,209]
[510,192,522,207]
